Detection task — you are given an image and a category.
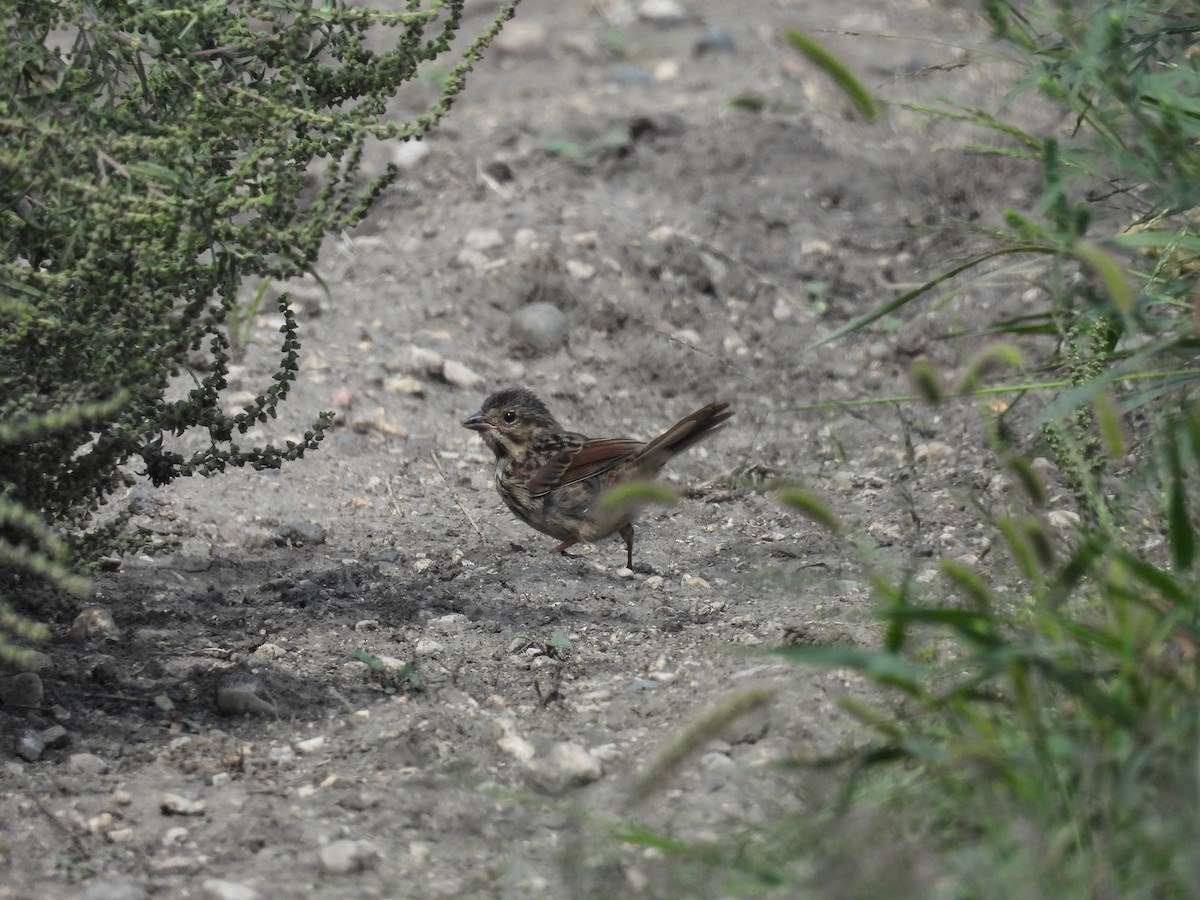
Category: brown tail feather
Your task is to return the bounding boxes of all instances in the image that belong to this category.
[636,401,733,471]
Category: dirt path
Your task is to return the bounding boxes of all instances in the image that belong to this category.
[0,2,1052,897]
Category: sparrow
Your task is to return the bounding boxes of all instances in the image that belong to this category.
[463,387,732,568]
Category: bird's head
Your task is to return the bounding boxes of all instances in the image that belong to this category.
[463,386,561,459]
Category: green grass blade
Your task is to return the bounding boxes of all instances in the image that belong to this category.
[1168,469,1195,571]
[776,488,842,534]
[803,246,1053,354]
[784,29,880,123]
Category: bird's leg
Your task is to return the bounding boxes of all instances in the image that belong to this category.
[619,523,635,569]
[549,537,579,556]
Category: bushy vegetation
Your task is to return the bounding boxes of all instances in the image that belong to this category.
[625,1,1200,895]
[0,1,513,656]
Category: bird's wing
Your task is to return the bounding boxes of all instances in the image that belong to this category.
[525,434,645,496]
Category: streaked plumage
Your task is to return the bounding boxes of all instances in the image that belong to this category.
[463,387,732,568]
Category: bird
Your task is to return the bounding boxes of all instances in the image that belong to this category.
[463,387,732,568]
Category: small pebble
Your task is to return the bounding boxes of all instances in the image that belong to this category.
[525,742,604,796]
[639,0,689,26]
[88,812,115,836]
[442,359,486,390]
[497,733,536,762]
[1047,509,1081,530]
[41,724,70,749]
[913,441,950,462]
[392,140,429,170]
[70,607,120,642]
[414,638,444,656]
[700,750,737,771]
[68,752,109,775]
[455,247,489,271]
[383,376,424,396]
[463,227,504,252]
[81,881,147,900]
[695,25,735,55]
[14,727,44,763]
[1,671,43,708]
[318,839,380,875]
[294,736,326,755]
[510,303,569,355]
[721,703,770,744]
[483,161,515,184]
[203,880,261,900]
[409,346,444,374]
[253,643,286,661]
[160,792,207,816]
[215,672,277,717]
[565,259,595,281]
[150,856,202,875]
[278,522,327,546]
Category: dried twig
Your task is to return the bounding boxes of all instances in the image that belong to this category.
[430,449,486,542]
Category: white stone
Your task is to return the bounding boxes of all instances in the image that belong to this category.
[442,359,486,390]
[463,227,504,252]
[318,839,380,875]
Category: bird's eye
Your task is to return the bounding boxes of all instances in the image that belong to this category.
[502,411,517,424]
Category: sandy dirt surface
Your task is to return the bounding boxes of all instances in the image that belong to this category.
[0,1,1061,896]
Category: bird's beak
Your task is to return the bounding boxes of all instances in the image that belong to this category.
[463,411,491,432]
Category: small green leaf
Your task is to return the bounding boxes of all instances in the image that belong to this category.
[1121,553,1189,606]
[1025,518,1055,569]
[125,161,185,187]
[544,138,586,160]
[597,481,678,514]
[1192,280,1200,337]
[958,343,1025,393]
[592,126,631,150]
[614,825,690,854]
[352,650,383,671]
[772,645,928,690]
[726,93,768,112]
[838,695,909,741]
[1090,389,1125,462]
[1073,240,1133,314]
[1005,454,1046,507]
[784,29,880,123]
[776,488,842,534]
[909,359,944,405]
[939,559,993,610]
[626,686,775,806]
[548,632,573,650]
[868,572,909,652]
[1168,470,1194,571]
[997,516,1036,580]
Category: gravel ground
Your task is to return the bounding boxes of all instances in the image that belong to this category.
[0,1,1065,897]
